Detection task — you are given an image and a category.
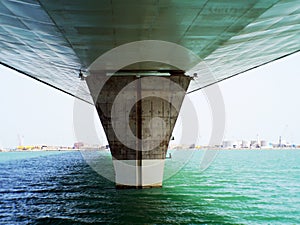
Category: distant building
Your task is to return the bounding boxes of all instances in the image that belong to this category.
[222,140,232,149]
[74,142,84,149]
[242,140,250,148]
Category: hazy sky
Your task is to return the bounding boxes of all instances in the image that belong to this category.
[0,52,299,148]
[219,52,300,144]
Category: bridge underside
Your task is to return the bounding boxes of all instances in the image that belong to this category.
[1,0,300,104]
[89,73,190,188]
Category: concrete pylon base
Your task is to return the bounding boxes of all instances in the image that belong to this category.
[87,73,191,188]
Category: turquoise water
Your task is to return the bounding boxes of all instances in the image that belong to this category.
[0,150,299,224]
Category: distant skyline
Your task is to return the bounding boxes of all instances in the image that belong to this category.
[0,52,300,148]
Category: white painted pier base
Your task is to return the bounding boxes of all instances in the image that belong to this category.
[113,159,165,188]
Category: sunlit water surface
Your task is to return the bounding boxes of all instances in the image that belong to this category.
[0,150,299,224]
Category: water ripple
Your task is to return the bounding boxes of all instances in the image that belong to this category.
[0,150,300,224]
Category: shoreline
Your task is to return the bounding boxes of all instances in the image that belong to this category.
[0,149,81,152]
[1,148,300,153]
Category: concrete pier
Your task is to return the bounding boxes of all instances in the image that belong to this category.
[88,72,190,188]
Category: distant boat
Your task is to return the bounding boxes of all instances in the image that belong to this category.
[166,152,172,159]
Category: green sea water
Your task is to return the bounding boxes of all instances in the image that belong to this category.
[0,150,299,224]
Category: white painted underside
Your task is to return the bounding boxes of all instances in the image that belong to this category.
[113,159,165,187]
